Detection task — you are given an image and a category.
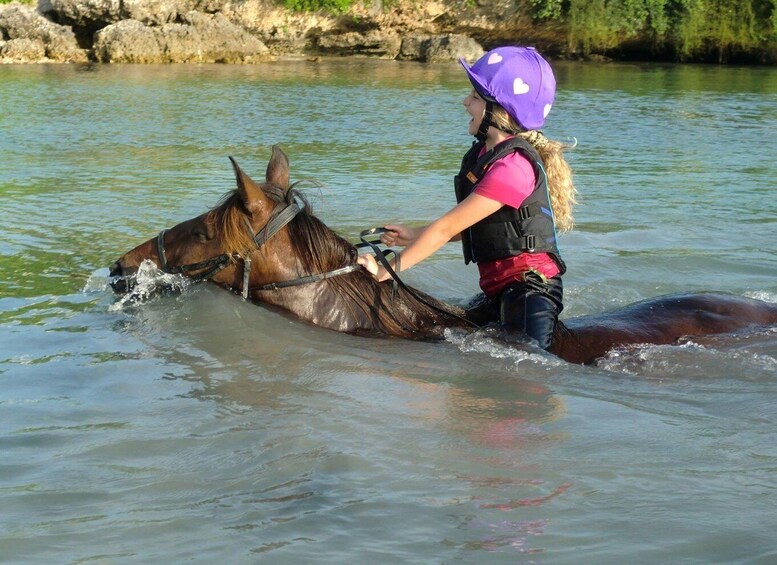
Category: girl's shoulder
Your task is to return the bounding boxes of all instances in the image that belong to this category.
[476,150,536,208]
[479,137,536,173]
[485,149,535,183]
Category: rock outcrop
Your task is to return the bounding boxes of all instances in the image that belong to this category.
[1,0,490,64]
[93,11,269,62]
[0,3,87,62]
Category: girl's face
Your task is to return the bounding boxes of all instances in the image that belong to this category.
[463,89,486,136]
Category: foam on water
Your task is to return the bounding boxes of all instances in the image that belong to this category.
[746,290,777,303]
[105,260,192,311]
[444,326,566,367]
[598,328,777,379]
[82,268,112,293]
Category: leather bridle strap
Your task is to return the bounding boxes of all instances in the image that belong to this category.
[244,198,365,294]
[250,264,361,291]
[252,201,301,247]
[156,229,233,283]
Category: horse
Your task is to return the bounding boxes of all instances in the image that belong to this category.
[110,146,777,365]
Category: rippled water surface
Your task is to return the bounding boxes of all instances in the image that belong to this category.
[2,60,777,564]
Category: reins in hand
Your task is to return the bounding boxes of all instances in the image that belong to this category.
[357,227,480,329]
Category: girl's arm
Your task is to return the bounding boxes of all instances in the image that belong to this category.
[381,224,462,246]
[380,224,425,247]
[358,193,503,281]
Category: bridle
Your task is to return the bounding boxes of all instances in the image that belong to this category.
[154,193,478,329]
[155,195,360,299]
[242,199,361,294]
[156,229,234,283]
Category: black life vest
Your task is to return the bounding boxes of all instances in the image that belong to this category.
[454,137,566,275]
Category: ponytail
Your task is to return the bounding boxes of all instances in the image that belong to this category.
[491,105,578,232]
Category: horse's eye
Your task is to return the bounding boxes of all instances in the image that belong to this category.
[193,228,211,242]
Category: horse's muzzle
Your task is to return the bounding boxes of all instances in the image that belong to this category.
[109,261,133,294]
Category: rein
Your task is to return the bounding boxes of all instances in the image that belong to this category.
[357,228,480,329]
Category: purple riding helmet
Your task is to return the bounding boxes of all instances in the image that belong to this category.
[460,46,556,137]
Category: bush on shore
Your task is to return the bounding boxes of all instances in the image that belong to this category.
[528,0,777,63]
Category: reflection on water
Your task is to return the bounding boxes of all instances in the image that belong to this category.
[1,61,777,564]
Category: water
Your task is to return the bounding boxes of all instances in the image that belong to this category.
[2,59,777,564]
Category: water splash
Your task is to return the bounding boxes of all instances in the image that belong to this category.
[108,260,192,311]
[82,268,112,293]
[746,290,777,303]
[598,336,777,379]
[444,326,564,367]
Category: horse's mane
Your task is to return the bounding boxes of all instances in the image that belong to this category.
[206,183,468,338]
[205,183,357,273]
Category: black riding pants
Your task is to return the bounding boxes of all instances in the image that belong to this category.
[498,273,563,350]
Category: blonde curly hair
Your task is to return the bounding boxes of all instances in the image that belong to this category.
[490,106,577,233]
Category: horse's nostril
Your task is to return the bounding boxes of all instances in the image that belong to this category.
[108,262,123,279]
[110,278,127,293]
[108,262,131,293]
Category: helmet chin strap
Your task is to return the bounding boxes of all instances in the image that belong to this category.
[475,101,520,141]
[475,101,494,142]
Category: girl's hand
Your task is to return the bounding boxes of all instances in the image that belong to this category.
[381,224,419,247]
[357,253,380,278]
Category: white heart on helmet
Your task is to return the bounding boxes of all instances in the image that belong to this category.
[513,78,530,94]
[487,53,503,64]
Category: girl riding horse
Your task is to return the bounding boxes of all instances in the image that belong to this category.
[358,46,577,352]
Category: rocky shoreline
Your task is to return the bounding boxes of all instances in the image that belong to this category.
[0,0,524,64]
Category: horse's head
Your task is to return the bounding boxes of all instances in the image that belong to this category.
[110,145,475,337]
[109,146,293,294]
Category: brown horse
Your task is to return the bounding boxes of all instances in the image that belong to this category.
[110,146,777,365]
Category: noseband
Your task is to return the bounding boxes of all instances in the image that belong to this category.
[155,196,359,299]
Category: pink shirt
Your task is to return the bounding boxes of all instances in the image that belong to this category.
[471,142,560,297]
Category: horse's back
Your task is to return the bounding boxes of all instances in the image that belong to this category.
[554,293,777,364]
[572,292,777,329]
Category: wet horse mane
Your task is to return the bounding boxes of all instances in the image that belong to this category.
[208,183,356,275]
[205,183,467,338]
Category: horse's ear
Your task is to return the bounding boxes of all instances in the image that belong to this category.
[266,145,290,189]
[229,156,271,213]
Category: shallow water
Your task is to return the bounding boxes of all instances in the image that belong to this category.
[2,60,777,564]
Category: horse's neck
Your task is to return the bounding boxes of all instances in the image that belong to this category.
[254,283,364,333]
[257,279,458,339]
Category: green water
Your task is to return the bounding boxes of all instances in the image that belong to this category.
[1,60,777,564]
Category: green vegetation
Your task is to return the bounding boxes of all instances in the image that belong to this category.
[528,0,777,62]
[276,0,775,63]
[278,0,356,14]
[0,0,35,4]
